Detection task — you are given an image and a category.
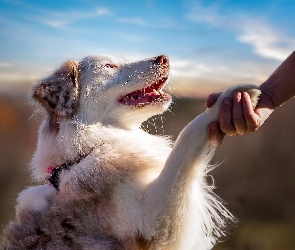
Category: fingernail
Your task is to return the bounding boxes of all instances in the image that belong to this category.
[234,91,241,99]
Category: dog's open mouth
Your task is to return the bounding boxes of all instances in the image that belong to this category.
[119,77,170,106]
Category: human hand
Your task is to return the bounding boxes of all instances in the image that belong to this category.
[207,90,275,146]
[207,51,295,146]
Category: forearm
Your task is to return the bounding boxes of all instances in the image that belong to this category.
[259,51,295,108]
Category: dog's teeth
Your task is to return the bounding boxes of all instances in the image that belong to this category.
[123,96,130,101]
[159,90,164,94]
[138,97,141,100]
[153,89,159,95]
[130,96,135,101]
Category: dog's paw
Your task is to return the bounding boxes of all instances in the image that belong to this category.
[233,85,261,108]
[220,84,261,109]
[205,84,261,123]
[17,184,57,212]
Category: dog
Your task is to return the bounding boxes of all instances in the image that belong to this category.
[1,55,261,250]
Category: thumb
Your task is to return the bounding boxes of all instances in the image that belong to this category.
[206,92,222,108]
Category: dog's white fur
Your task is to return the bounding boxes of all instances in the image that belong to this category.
[2,55,261,250]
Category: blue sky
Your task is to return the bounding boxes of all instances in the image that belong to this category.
[0,0,294,97]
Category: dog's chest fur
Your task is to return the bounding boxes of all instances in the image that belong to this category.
[29,120,173,247]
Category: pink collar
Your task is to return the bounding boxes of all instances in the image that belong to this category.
[47,149,94,190]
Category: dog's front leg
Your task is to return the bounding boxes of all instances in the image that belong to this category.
[143,85,261,248]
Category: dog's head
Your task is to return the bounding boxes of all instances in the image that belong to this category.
[33,55,172,130]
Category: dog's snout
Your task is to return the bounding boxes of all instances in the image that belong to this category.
[155,55,169,66]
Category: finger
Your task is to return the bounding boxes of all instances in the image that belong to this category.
[232,91,247,135]
[208,121,225,146]
[206,92,222,108]
[219,97,236,136]
[242,92,260,133]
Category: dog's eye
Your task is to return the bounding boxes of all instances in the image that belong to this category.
[104,64,118,69]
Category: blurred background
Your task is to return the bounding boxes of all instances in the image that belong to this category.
[0,0,295,249]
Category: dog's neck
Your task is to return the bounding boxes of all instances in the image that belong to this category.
[31,118,172,182]
[47,148,94,190]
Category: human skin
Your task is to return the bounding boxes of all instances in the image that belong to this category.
[207,51,295,146]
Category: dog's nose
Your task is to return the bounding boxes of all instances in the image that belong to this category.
[155,55,169,66]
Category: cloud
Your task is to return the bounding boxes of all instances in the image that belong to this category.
[1,1,113,28]
[237,20,295,61]
[117,16,184,30]
[118,17,150,27]
[0,61,13,68]
[170,58,212,77]
[96,8,112,16]
[188,2,222,25]
[188,2,295,61]
[38,7,113,28]
[167,54,276,97]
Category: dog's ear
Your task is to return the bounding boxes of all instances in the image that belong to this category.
[32,60,79,118]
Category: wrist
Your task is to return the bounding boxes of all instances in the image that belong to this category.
[257,88,277,110]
